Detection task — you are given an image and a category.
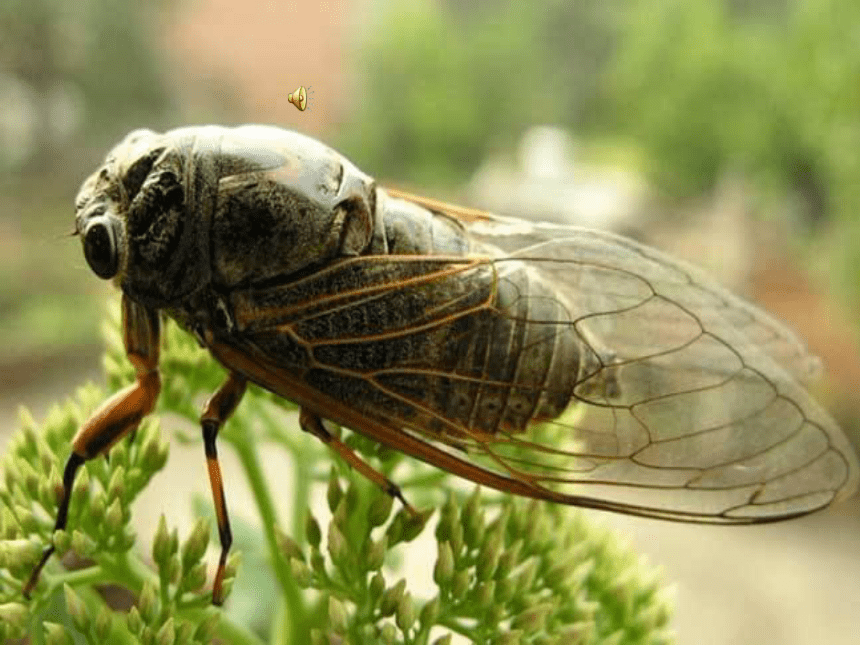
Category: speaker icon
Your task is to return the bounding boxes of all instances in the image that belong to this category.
[288,85,312,111]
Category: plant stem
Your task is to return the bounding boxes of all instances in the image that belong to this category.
[228,426,308,644]
[286,433,313,644]
[184,608,268,645]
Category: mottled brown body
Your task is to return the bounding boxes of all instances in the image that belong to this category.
[24,125,859,605]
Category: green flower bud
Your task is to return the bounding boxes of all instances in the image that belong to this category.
[193,612,220,641]
[64,584,90,633]
[559,621,595,643]
[175,622,194,644]
[152,515,172,568]
[105,498,124,532]
[369,572,385,604]
[327,523,347,565]
[420,596,440,626]
[344,481,360,515]
[516,558,539,591]
[290,557,311,588]
[432,634,453,645]
[0,603,27,630]
[275,526,304,561]
[380,578,406,617]
[310,549,326,575]
[305,512,322,549]
[169,528,179,560]
[328,596,348,635]
[155,617,175,645]
[44,622,73,645]
[1,507,17,539]
[127,606,143,634]
[219,577,235,602]
[498,630,523,645]
[225,551,242,579]
[181,518,210,570]
[120,525,137,549]
[402,508,433,543]
[495,577,515,603]
[71,530,95,557]
[183,562,207,592]
[95,605,112,641]
[0,539,40,568]
[448,520,464,556]
[111,441,128,468]
[496,539,522,580]
[452,570,470,598]
[380,622,397,644]
[368,490,394,528]
[569,559,595,589]
[72,464,89,500]
[107,465,126,500]
[332,497,348,531]
[327,469,343,512]
[138,580,157,623]
[511,601,553,633]
[476,533,502,581]
[89,492,106,527]
[462,488,483,547]
[141,437,164,471]
[365,536,387,571]
[475,581,495,607]
[433,541,454,588]
[19,459,39,497]
[167,554,181,585]
[395,591,416,632]
[385,509,406,545]
[601,630,624,645]
[13,505,35,534]
[155,439,170,471]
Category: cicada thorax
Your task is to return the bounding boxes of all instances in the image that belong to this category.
[224,188,593,443]
[106,125,377,313]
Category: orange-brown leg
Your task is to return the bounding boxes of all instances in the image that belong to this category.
[200,372,247,606]
[299,408,415,514]
[24,296,161,598]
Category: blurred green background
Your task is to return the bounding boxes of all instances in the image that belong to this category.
[1,1,859,643]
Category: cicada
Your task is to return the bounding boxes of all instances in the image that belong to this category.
[24,125,859,604]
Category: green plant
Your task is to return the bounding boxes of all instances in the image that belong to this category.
[0,300,674,644]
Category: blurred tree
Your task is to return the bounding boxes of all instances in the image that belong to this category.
[346,0,859,250]
[0,0,175,174]
[340,0,620,187]
[606,0,860,229]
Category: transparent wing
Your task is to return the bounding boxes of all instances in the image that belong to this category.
[450,214,858,520]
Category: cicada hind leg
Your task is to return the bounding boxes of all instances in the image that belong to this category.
[24,295,162,598]
[299,409,417,516]
[199,371,247,605]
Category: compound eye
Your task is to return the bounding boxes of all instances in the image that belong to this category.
[83,216,119,279]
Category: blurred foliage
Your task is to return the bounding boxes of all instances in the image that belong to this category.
[339,0,620,187]
[0,0,175,174]
[606,0,860,221]
[344,0,860,296]
[0,0,178,364]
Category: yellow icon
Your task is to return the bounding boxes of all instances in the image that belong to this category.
[288,86,310,111]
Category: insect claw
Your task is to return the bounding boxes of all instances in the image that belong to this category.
[388,485,417,516]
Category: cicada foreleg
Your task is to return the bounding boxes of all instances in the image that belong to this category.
[199,371,247,606]
[298,409,416,515]
[24,295,161,598]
